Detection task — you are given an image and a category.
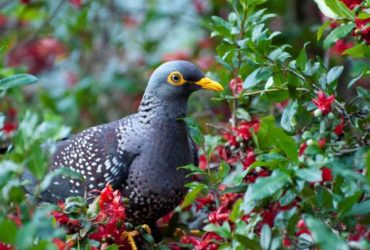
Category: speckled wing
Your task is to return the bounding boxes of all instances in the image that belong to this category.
[41,116,138,202]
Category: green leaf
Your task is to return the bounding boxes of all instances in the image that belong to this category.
[297,43,309,70]
[343,44,370,58]
[0,219,17,244]
[182,117,203,145]
[39,167,85,192]
[234,234,262,250]
[0,74,38,91]
[304,215,349,250]
[296,168,322,182]
[323,23,355,49]
[324,0,354,19]
[338,192,362,217]
[348,73,363,88]
[260,224,272,250]
[181,183,207,208]
[345,199,370,216]
[244,170,291,204]
[280,100,298,133]
[236,108,252,121]
[258,116,298,162]
[204,222,231,239]
[317,20,332,41]
[243,67,271,89]
[104,245,119,250]
[327,66,343,84]
[313,0,339,19]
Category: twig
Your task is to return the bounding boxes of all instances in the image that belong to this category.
[205,123,228,132]
[335,147,361,156]
[8,0,66,54]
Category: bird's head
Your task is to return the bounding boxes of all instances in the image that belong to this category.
[145,60,224,100]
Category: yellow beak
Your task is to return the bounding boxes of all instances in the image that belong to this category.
[194,77,224,92]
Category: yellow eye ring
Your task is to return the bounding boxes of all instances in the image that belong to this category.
[167,71,185,86]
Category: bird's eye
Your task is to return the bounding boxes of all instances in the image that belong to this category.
[171,74,180,83]
[167,71,185,86]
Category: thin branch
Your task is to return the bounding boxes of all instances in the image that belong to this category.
[8,0,66,53]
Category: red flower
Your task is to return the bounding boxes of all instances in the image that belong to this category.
[199,154,208,170]
[330,39,353,55]
[242,149,256,169]
[181,235,201,246]
[354,18,370,44]
[20,0,31,4]
[0,242,12,250]
[53,238,74,250]
[282,236,292,247]
[296,219,311,236]
[1,122,17,135]
[348,224,370,241]
[234,120,259,141]
[312,91,335,115]
[334,117,345,136]
[318,138,327,148]
[321,167,333,182]
[7,37,65,74]
[89,185,127,245]
[52,203,81,234]
[208,207,230,225]
[223,132,238,147]
[341,0,362,9]
[195,193,214,211]
[298,142,307,156]
[229,77,243,95]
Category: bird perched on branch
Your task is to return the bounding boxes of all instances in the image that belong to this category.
[38,60,223,226]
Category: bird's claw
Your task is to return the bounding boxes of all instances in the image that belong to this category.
[122,224,152,250]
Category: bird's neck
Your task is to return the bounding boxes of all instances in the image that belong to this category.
[138,93,189,122]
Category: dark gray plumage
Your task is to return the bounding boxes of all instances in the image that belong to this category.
[38,60,223,225]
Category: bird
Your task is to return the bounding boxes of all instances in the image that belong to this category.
[37,60,224,227]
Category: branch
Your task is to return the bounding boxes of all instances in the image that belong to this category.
[8,0,66,53]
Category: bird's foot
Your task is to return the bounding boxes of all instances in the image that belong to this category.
[122,224,152,250]
[175,228,202,237]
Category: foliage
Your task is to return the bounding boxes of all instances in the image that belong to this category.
[0,0,369,250]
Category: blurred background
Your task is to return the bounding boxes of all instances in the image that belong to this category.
[0,0,357,133]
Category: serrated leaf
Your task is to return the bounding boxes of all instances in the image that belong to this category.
[323,23,355,49]
[280,100,298,133]
[305,215,349,250]
[327,66,343,84]
[0,74,38,91]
